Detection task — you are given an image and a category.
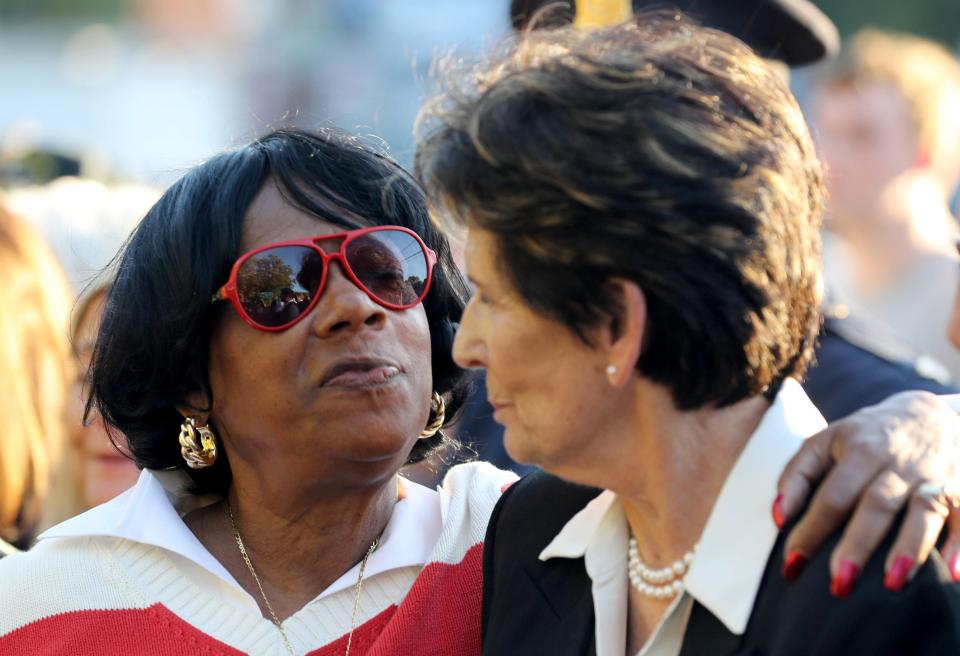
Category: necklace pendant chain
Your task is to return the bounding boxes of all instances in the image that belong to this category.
[227,502,379,656]
[627,536,697,601]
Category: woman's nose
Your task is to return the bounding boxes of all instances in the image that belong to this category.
[310,263,386,336]
[452,299,486,369]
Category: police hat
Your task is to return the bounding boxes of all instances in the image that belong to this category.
[509,0,839,66]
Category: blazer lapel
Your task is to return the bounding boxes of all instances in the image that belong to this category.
[521,555,598,655]
[678,600,741,656]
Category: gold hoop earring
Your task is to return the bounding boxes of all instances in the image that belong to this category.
[420,392,446,439]
[179,417,218,468]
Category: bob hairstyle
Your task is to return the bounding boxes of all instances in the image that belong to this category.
[0,202,73,547]
[416,15,824,411]
[90,128,471,495]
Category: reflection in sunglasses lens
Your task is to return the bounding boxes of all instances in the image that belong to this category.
[347,231,427,306]
[234,230,429,329]
[237,246,322,327]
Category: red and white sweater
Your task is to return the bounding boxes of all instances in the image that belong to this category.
[0,462,516,655]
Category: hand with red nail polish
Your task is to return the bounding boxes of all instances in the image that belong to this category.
[939,512,960,583]
[782,551,807,581]
[949,554,960,583]
[775,391,960,596]
[830,560,860,599]
[883,556,914,593]
[772,494,786,530]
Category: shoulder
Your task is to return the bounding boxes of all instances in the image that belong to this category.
[745,519,960,654]
[482,470,602,584]
[0,537,146,637]
[805,318,956,421]
[0,536,97,585]
[482,471,601,595]
[483,470,602,580]
[442,461,519,502]
[481,472,601,654]
[489,470,602,542]
[428,462,518,562]
[440,461,519,526]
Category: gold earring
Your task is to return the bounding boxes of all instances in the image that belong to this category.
[179,417,218,468]
[420,392,446,439]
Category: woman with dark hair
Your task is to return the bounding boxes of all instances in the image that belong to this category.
[1,124,959,656]
[0,128,514,654]
[416,15,960,655]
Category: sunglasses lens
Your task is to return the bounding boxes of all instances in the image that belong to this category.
[346,230,429,307]
[236,246,323,328]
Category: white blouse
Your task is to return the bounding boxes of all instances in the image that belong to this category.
[538,379,828,656]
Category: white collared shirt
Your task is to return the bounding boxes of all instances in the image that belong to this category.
[39,468,444,614]
[538,379,827,656]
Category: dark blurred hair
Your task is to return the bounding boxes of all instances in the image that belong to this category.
[509,0,573,30]
[508,0,839,67]
[416,16,824,411]
[90,127,470,494]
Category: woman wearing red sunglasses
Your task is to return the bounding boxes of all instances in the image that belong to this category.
[1,126,959,656]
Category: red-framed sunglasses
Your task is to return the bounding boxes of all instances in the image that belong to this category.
[212,225,437,332]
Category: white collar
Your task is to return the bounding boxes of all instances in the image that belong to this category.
[539,378,826,635]
[39,468,443,603]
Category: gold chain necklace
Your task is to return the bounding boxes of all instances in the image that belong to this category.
[227,502,380,656]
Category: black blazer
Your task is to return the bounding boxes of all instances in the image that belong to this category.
[804,320,956,423]
[482,472,960,655]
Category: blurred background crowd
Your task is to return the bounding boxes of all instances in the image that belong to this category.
[1,0,959,550]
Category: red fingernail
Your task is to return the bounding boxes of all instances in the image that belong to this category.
[831,560,860,598]
[783,551,808,581]
[883,556,914,593]
[772,494,786,529]
[949,554,960,582]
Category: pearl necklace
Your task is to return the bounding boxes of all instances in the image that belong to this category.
[627,536,696,600]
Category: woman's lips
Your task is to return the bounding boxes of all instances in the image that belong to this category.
[322,365,401,388]
[490,401,512,422]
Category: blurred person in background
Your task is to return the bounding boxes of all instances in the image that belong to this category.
[68,279,140,509]
[8,178,156,511]
[417,15,960,654]
[0,201,75,557]
[5,176,158,291]
[814,30,960,383]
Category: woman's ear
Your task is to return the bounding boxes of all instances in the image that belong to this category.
[175,390,212,422]
[601,278,646,388]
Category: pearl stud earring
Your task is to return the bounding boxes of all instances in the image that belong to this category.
[606,364,617,377]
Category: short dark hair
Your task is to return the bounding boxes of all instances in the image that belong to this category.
[90,128,470,494]
[416,16,824,410]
